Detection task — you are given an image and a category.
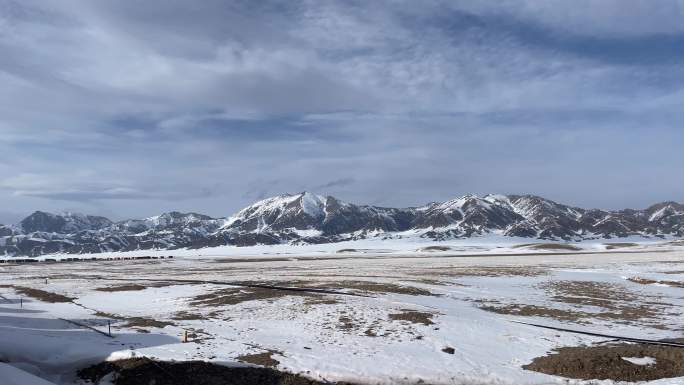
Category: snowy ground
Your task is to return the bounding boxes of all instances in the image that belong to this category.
[1,243,683,385]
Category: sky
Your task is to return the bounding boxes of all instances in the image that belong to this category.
[1,0,684,223]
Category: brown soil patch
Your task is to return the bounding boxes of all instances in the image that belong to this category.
[171,311,205,321]
[336,249,358,253]
[10,286,74,303]
[388,311,435,325]
[541,280,674,326]
[417,266,547,278]
[542,280,637,307]
[123,317,174,329]
[78,357,355,385]
[93,311,122,319]
[405,278,451,286]
[94,282,173,292]
[333,281,435,296]
[513,243,581,251]
[479,304,590,322]
[237,351,280,368]
[91,310,175,329]
[191,287,320,307]
[338,315,356,330]
[628,277,684,288]
[303,297,340,306]
[524,340,684,382]
[605,242,639,250]
[419,246,451,252]
[212,257,292,263]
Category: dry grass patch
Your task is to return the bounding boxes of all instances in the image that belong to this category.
[524,339,684,382]
[541,280,675,326]
[542,280,636,307]
[388,310,435,325]
[628,277,684,288]
[191,287,320,307]
[94,282,173,292]
[237,351,280,368]
[9,286,73,303]
[332,280,435,296]
[303,297,340,306]
[417,266,548,278]
[78,357,345,385]
[605,242,639,250]
[513,243,581,251]
[479,303,590,323]
[418,245,451,252]
[123,317,174,329]
[338,315,356,331]
[171,311,205,321]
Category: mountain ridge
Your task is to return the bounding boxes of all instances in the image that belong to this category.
[1,192,682,257]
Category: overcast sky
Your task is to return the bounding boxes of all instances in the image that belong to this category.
[1,0,683,223]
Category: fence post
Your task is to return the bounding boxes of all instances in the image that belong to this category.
[108,320,111,337]
[20,297,22,308]
[183,330,188,343]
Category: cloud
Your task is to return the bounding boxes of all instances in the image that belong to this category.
[0,0,683,219]
[313,177,356,190]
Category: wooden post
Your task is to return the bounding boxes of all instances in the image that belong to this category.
[20,297,22,308]
[108,320,111,337]
[183,330,188,343]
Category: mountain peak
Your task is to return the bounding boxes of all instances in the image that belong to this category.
[3,193,684,257]
[20,211,112,234]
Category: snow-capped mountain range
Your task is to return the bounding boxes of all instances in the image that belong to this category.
[1,192,683,257]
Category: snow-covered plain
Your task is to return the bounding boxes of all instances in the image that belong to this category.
[1,243,683,385]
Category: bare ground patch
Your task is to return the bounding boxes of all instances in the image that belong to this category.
[237,351,280,368]
[540,280,676,327]
[170,310,221,321]
[524,339,684,382]
[191,287,322,307]
[94,282,174,292]
[123,317,175,329]
[91,311,174,330]
[338,315,356,331]
[416,266,548,278]
[418,246,451,252]
[513,243,581,251]
[331,280,436,296]
[78,357,355,385]
[605,242,639,250]
[5,286,74,303]
[388,310,435,325]
[628,277,684,288]
[479,303,590,323]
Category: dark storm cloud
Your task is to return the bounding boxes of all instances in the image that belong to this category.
[0,0,683,222]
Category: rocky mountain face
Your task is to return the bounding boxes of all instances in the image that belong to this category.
[20,211,112,233]
[1,192,683,257]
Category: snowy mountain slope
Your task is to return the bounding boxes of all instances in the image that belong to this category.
[20,211,112,234]
[1,192,683,257]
